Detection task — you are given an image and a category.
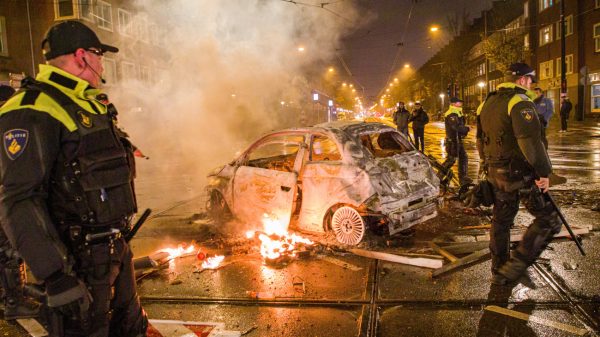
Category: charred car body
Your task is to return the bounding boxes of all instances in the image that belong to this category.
[207,121,440,245]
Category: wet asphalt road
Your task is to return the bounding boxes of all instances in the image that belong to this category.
[2,118,600,336]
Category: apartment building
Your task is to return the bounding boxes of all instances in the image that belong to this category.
[0,0,167,89]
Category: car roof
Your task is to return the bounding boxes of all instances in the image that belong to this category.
[275,120,395,138]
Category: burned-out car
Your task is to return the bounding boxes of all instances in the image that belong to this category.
[206,121,440,245]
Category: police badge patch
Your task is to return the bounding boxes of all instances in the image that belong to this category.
[520,109,534,122]
[78,111,93,128]
[3,129,29,160]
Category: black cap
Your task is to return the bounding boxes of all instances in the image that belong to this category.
[507,62,537,83]
[42,21,118,60]
[450,97,463,104]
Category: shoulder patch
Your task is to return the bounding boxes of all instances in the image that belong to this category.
[3,129,29,160]
[520,108,535,123]
[77,110,93,128]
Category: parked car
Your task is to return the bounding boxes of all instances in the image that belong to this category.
[206,121,440,245]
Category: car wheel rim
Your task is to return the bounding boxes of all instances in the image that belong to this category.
[331,206,365,245]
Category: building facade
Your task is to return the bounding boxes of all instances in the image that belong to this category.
[0,0,167,90]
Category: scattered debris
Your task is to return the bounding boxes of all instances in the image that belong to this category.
[317,255,363,271]
[563,261,579,270]
[484,306,588,336]
[349,248,443,269]
[292,276,306,295]
[245,291,275,299]
[240,325,258,336]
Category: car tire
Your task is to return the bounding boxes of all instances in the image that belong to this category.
[207,191,231,223]
[331,206,366,245]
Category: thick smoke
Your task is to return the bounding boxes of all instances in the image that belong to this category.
[107,0,360,203]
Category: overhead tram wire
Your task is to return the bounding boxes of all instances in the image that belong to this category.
[376,0,415,100]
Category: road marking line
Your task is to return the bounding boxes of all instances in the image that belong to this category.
[318,255,363,271]
[484,305,589,336]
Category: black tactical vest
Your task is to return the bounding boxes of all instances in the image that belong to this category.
[23,80,137,230]
[478,88,526,167]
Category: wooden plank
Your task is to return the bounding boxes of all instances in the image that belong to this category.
[429,242,458,262]
[461,224,491,230]
[349,249,443,269]
[475,226,589,242]
[436,241,490,255]
[431,248,491,278]
[485,306,588,336]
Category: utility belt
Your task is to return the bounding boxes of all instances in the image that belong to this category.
[486,158,534,180]
[66,220,129,249]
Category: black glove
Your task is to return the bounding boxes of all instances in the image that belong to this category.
[45,272,92,323]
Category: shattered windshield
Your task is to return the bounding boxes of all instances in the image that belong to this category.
[359,131,412,158]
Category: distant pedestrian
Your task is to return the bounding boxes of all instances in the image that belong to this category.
[533,87,553,148]
[409,101,428,151]
[393,101,410,136]
[559,93,572,133]
[533,87,554,128]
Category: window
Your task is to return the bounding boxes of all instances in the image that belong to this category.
[540,25,553,46]
[79,0,94,22]
[524,33,530,51]
[595,23,600,52]
[0,16,7,57]
[118,9,133,36]
[139,66,150,83]
[476,62,486,76]
[102,58,117,85]
[311,136,341,161]
[524,1,529,18]
[136,16,149,42]
[556,54,573,75]
[539,60,554,80]
[121,61,137,81]
[96,1,113,31]
[55,0,75,19]
[592,84,600,112]
[539,0,554,12]
[596,0,600,9]
[245,135,304,172]
[556,15,573,39]
[359,132,410,158]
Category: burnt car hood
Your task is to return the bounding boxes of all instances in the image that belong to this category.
[365,151,439,211]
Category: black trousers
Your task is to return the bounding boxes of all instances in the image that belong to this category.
[412,127,425,152]
[488,181,562,274]
[560,113,568,131]
[442,139,468,185]
[57,237,146,337]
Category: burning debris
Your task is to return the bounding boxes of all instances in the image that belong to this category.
[246,214,315,265]
[202,255,225,269]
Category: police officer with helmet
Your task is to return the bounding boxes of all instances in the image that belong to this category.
[442,96,471,187]
[476,62,561,286]
[0,21,146,336]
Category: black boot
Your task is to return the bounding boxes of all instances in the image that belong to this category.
[0,260,40,320]
[492,257,528,286]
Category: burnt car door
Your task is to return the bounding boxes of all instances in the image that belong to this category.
[232,134,306,226]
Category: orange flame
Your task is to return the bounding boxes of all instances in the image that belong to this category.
[250,214,313,260]
[158,243,196,260]
[201,255,225,269]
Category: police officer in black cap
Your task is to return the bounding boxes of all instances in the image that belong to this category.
[0,21,146,336]
[476,62,561,285]
[442,96,471,186]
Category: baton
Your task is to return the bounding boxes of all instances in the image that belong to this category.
[125,208,152,242]
[544,191,586,256]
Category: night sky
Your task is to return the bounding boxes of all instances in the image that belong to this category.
[339,0,495,99]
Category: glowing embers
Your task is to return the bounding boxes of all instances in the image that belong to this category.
[246,214,314,265]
